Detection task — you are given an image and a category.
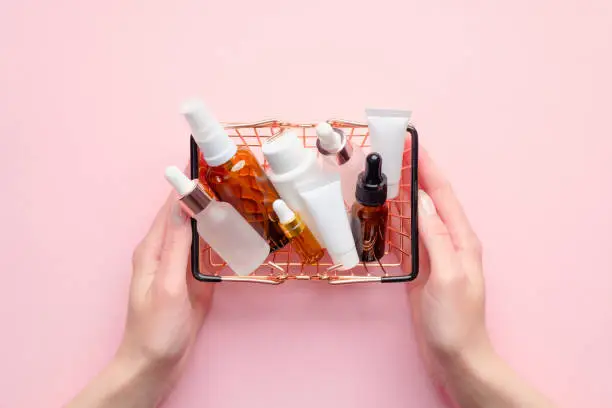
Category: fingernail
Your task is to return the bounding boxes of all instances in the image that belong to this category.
[171,202,189,226]
[418,190,437,216]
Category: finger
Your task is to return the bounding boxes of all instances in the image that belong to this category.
[412,239,431,288]
[132,192,176,291]
[417,190,457,281]
[185,250,214,303]
[137,159,190,269]
[134,192,174,264]
[156,201,192,295]
[184,249,215,324]
[187,270,215,310]
[418,148,480,257]
[128,192,175,302]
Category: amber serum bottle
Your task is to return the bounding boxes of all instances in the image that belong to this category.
[182,99,289,251]
[350,153,389,262]
[273,199,324,264]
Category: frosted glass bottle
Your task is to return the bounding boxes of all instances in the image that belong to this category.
[195,200,270,276]
[315,123,366,209]
[165,166,270,276]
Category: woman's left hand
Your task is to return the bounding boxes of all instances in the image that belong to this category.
[67,189,214,408]
[119,188,214,383]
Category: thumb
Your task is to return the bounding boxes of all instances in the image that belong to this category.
[157,201,192,293]
[417,190,456,273]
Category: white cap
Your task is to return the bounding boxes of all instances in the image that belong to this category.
[387,183,400,199]
[181,99,237,166]
[332,248,359,270]
[262,130,309,175]
[272,199,296,224]
[165,166,196,196]
[315,122,342,151]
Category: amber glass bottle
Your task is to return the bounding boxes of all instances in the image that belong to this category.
[202,147,289,252]
[350,153,388,262]
[182,99,288,252]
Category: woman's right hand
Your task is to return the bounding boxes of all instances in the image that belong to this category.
[409,148,490,387]
[410,149,555,407]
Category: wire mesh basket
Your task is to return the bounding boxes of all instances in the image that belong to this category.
[189,120,418,285]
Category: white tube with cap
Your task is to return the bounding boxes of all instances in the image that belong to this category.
[365,108,412,199]
[298,175,359,270]
[262,129,327,241]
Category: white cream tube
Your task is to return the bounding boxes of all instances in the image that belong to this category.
[365,108,412,199]
[299,176,359,270]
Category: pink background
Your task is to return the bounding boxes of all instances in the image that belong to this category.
[1,0,611,407]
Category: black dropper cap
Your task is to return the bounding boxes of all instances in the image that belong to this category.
[355,152,387,206]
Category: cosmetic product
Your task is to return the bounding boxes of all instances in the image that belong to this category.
[315,122,365,208]
[182,99,289,251]
[273,199,324,264]
[299,175,359,270]
[262,129,327,241]
[165,166,270,276]
[351,153,388,262]
[365,108,412,199]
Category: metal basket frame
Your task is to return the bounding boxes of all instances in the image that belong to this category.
[189,120,419,285]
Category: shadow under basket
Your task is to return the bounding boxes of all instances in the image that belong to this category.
[189,119,419,285]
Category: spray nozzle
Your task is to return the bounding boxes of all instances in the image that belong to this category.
[180,98,237,167]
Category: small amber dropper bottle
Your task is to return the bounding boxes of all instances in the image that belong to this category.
[350,153,389,262]
[273,199,324,264]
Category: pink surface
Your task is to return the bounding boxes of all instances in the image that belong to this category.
[1,1,611,407]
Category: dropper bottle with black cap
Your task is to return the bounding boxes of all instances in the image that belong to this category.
[350,152,389,262]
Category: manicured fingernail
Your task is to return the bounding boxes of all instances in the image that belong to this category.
[418,190,437,215]
[171,202,188,226]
